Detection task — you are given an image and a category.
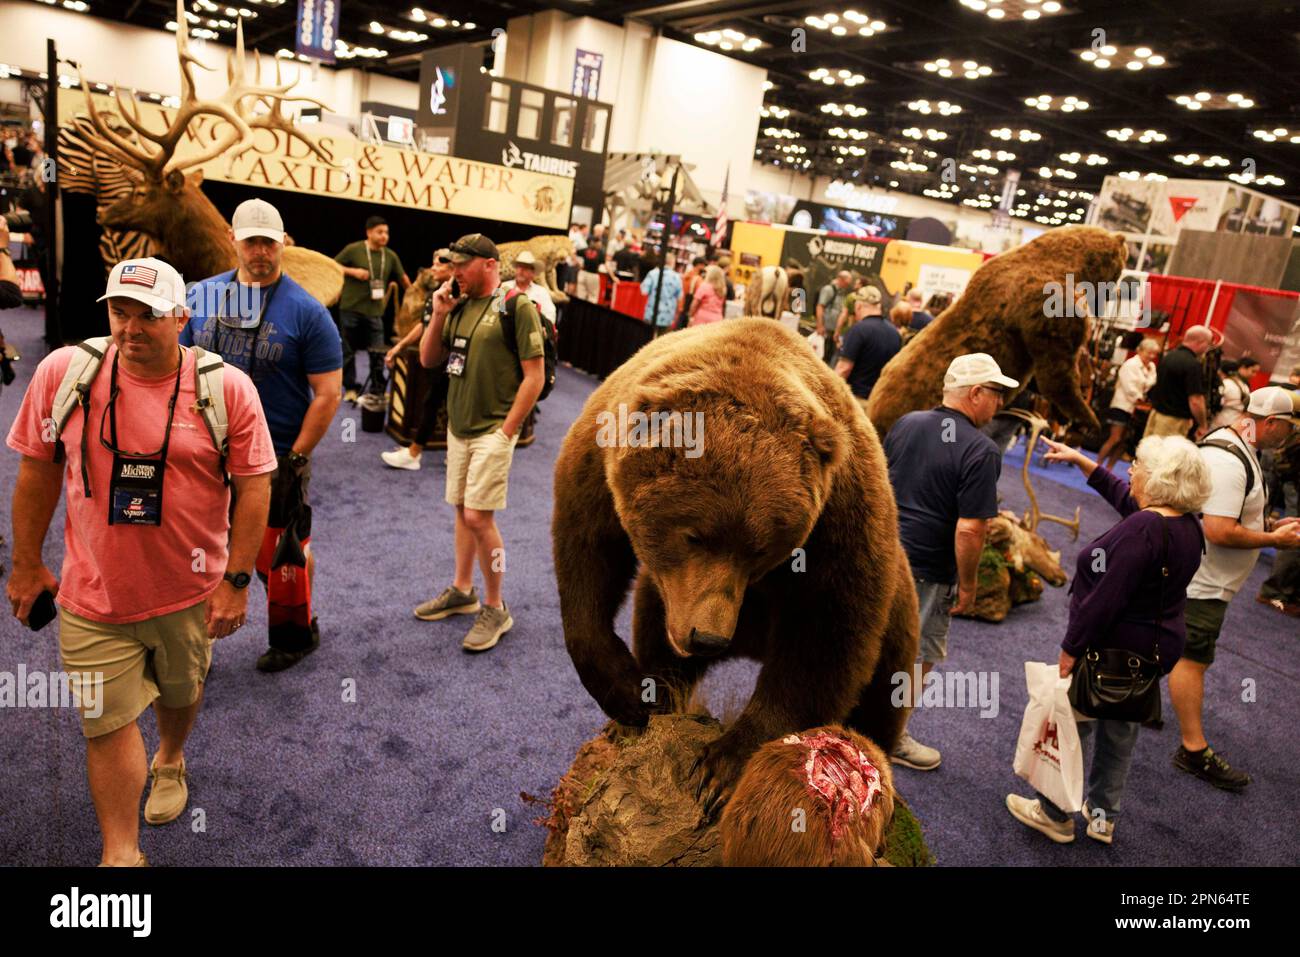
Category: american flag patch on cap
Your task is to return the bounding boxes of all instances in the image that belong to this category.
[120,264,158,287]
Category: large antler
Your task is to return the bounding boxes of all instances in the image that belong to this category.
[76,0,336,180]
[213,28,336,171]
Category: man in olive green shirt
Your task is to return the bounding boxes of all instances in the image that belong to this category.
[415,233,545,652]
[334,215,410,399]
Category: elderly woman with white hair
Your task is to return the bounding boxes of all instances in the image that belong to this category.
[1007,434,1211,846]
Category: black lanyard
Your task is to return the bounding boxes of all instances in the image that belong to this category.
[451,297,495,347]
[78,347,183,499]
[215,275,281,331]
[99,348,183,459]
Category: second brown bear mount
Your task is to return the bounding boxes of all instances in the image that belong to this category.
[867,225,1128,437]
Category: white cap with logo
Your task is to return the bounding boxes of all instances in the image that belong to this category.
[1247,385,1300,423]
[231,198,285,243]
[96,257,187,314]
[944,352,1020,390]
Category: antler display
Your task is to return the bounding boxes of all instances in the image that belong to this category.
[76,0,336,181]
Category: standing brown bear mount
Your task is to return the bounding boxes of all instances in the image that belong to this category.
[866,226,1127,437]
[552,318,920,814]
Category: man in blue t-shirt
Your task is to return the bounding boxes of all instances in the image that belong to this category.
[883,352,1015,771]
[835,287,900,403]
[181,198,343,673]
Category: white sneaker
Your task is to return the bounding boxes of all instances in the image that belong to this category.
[381,448,421,471]
[890,732,941,770]
[1082,801,1115,845]
[1006,794,1075,843]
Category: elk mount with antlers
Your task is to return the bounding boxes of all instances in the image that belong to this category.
[71,0,338,284]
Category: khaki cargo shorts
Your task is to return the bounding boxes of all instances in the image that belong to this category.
[58,602,211,738]
[446,427,520,511]
[1144,411,1193,439]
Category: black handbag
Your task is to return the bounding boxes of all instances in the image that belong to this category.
[1068,516,1168,725]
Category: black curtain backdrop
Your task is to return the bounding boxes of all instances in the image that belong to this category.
[56,181,550,346]
[556,298,654,379]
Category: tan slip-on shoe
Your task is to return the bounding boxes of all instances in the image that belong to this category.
[144,757,188,825]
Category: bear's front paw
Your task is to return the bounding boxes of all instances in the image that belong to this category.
[599,684,651,728]
[690,736,755,821]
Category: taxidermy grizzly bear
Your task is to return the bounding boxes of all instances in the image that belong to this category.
[720,725,895,867]
[867,225,1127,436]
[552,319,919,812]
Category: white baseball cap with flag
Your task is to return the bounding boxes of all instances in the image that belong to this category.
[231,198,285,243]
[96,257,187,314]
[944,352,1020,390]
[1247,385,1300,423]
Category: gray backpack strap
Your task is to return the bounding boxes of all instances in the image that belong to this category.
[190,345,229,481]
[50,336,112,495]
[1199,431,1256,521]
[50,336,111,437]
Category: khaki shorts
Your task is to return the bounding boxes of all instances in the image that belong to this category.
[446,427,520,511]
[575,271,601,303]
[59,602,211,739]
[1144,411,1193,438]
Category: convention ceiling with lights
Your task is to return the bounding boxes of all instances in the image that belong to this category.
[23,0,1300,218]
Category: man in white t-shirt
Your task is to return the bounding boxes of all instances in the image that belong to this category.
[1171,386,1300,790]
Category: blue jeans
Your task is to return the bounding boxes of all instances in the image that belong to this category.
[1036,718,1140,822]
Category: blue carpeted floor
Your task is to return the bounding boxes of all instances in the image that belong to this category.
[1,304,1296,866]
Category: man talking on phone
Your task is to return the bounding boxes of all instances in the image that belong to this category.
[415,234,545,652]
[6,257,276,866]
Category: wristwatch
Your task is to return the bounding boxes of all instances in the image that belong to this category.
[287,451,310,470]
[223,571,252,589]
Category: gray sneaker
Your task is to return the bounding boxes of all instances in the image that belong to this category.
[414,585,480,621]
[891,732,942,770]
[462,602,513,652]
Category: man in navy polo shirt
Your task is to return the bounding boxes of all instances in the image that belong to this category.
[834,286,899,406]
[181,198,343,673]
[883,353,1016,770]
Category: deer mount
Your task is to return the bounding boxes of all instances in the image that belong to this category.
[65,0,343,301]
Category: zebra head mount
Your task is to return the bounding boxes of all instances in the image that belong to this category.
[74,0,335,280]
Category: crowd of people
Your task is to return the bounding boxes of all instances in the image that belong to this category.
[5,202,1299,866]
[4,198,546,866]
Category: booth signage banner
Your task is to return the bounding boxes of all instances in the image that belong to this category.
[1224,291,1300,379]
[916,263,974,300]
[295,0,339,64]
[780,229,885,299]
[62,91,573,229]
[1148,179,1225,235]
[573,50,603,99]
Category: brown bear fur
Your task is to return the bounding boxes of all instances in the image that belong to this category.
[866,226,1126,436]
[552,318,919,806]
[720,725,895,867]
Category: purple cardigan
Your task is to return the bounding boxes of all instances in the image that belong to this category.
[1062,467,1205,674]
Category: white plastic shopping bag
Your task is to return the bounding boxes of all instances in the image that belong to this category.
[805,331,825,357]
[1013,661,1084,812]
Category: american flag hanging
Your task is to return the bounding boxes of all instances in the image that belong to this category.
[120,264,159,287]
[712,164,729,247]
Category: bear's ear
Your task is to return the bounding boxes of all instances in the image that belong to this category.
[806,410,848,470]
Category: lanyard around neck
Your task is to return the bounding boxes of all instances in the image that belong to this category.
[216,274,281,330]
[101,347,183,460]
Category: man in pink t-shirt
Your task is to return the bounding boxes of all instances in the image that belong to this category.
[6,257,276,867]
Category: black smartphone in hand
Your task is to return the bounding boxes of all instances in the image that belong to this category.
[27,590,57,631]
